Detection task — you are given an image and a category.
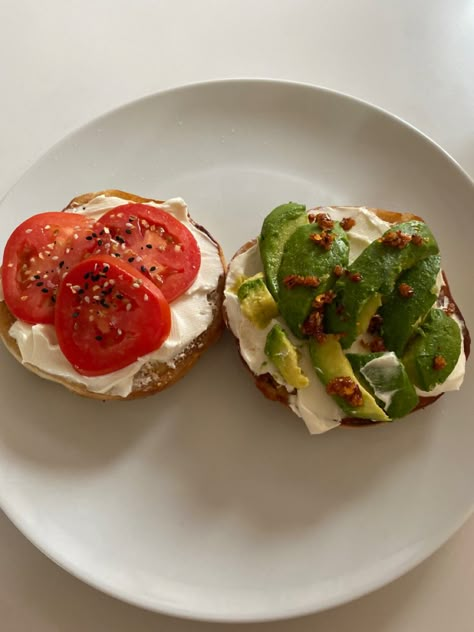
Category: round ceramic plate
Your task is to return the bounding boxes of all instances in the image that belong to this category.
[0,80,472,622]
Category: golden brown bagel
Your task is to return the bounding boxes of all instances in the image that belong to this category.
[0,190,226,400]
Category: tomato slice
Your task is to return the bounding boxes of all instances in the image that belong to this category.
[55,255,171,376]
[2,212,109,324]
[97,203,201,302]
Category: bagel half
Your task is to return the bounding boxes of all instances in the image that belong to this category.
[224,206,470,430]
[0,190,226,400]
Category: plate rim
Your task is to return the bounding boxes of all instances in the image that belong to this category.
[0,77,473,622]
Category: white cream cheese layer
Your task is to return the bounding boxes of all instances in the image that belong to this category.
[224,206,466,434]
[6,196,223,397]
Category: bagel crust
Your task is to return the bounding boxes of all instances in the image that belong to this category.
[0,190,226,400]
[224,207,470,427]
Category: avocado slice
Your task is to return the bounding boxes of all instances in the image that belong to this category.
[237,273,279,328]
[259,202,308,299]
[347,352,419,418]
[308,334,389,421]
[264,324,309,389]
[380,255,440,356]
[402,308,462,391]
[326,220,439,348]
[277,222,349,338]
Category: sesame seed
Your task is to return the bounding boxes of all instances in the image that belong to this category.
[44,225,50,230]
[21,295,28,301]
[74,234,79,240]
[52,255,59,261]
[25,228,33,234]
[144,294,149,301]
[7,263,14,268]
[126,303,132,311]
[117,329,122,336]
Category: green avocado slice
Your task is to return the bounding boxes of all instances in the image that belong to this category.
[402,308,462,391]
[380,255,440,356]
[347,352,419,419]
[237,273,279,329]
[308,335,389,421]
[259,202,308,299]
[326,221,439,348]
[264,324,309,389]
[277,222,349,338]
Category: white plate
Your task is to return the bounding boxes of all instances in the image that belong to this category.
[0,79,472,622]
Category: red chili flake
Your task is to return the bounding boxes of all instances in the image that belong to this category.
[301,310,326,342]
[368,314,383,335]
[309,212,334,230]
[380,230,412,249]
[445,302,456,316]
[350,272,362,283]
[433,355,447,370]
[283,274,321,289]
[312,290,336,309]
[340,217,356,231]
[398,283,414,298]
[326,376,363,407]
[310,230,335,251]
[369,337,386,352]
[333,264,345,277]
[411,234,424,246]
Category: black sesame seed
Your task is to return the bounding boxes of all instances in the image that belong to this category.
[96,335,103,341]
[113,253,121,257]
[72,311,79,318]
[84,272,90,279]
[41,288,49,293]
[51,295,56,304]
[125,229,132,235]
[146,244,153,249]
[99,230,105,236]
[92,232,97,238]
[150,266,156,272]
[85,236,93,241]
[140,265,147,273]
[78,289,85,295]
[91,274,100,282]
[59,261,65,268]
[116,294,123,300]
[128,257,135,263]
[34,274,41,279]
[36,281,44,287]
[97,239,103,246]
[100,300,110,308]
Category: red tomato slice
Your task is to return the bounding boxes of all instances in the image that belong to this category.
[97,203,201,302]
[55,255,171,376]
[2,212,109,324]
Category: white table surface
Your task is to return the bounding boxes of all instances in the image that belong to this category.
[1,1,473,630]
